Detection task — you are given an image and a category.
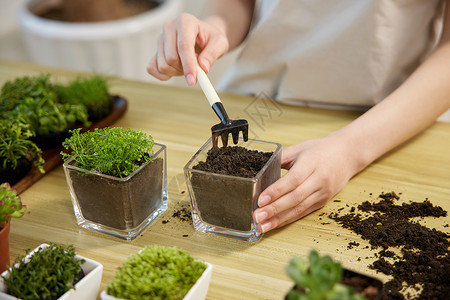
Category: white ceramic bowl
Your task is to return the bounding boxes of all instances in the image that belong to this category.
[0,243,103,300]
[18,0,182,81]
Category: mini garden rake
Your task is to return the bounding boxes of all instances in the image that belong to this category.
[196,64,249,148]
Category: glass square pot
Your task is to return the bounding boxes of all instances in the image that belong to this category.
[184,137,281,242]
[63,143,168,241]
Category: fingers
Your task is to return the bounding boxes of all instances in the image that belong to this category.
[254,169,319,229]
[147,13,229,85]
[255,190,329,233]
[257,160,313,207]
[176,15,200,85]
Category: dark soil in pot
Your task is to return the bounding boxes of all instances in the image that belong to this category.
[341,269,383,300]
[191,146,276,232]
[0,157,32,185]
[32,0,160,23]
[45,269,85,300]
[69,157,164,230]
[329,192,450,299]
[31,123,75,150]
[86,96,114,122]
[287,269,383,300]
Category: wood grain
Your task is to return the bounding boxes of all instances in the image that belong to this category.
[1,59,449,300]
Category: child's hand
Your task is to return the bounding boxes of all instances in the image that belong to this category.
[253,136,361,233]
[147,13,229,86]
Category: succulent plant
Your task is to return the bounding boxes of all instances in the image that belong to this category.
[0,182,26,228]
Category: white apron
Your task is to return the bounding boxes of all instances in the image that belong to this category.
[217,0,445,110]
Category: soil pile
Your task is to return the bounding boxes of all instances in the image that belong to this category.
[193,146,272,178]
[329,192,449,299]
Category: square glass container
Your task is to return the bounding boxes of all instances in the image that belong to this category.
[63,143,167,241]
[184,138,281,242]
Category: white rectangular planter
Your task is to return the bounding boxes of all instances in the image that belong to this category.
[100,262,213,300]
[0,243,103,300]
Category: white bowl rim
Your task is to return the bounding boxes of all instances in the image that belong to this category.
[18,0,182,38]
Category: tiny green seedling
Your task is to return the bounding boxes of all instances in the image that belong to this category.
[285,250,366,300]
[61,127,155,178]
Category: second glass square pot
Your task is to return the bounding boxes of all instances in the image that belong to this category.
[184,138,281,242]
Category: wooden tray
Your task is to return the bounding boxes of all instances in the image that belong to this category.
[13,95,128,195]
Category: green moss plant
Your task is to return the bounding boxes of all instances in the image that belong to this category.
[0,183,26,229]
[61,127,155,178]
[2,243,85,300]
[56,75,112,120]
[0,118,44,174]
[106,245,207,300]
[0,74,89,136]
[285,250,366,300]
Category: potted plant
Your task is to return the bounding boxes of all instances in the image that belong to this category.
[55,75,113,121]
[0,74,90,150]
[285,250,383,300]
[0,183,26,274]
[61,127,167,240]
[100,245,212,300]
[184,137,282,242]
[18,0,182,82]
[0,243,103,300]
[0,118,45,185]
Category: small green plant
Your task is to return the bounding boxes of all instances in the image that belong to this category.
[106,245,207,300]
[0,183,26,229]
[0,74,90,136]
[0,118,45,174]
[2,243,85,300]
[0,74,51,112]
[61,127,155,178]
[285,250,366,300]
[56,75,112,120]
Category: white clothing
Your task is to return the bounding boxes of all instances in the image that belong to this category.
[217,0,445,110]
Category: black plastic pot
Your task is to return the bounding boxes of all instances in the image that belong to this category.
[0,158,32,185]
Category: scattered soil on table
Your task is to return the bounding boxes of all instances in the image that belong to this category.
[161,204,192,225]
[329,192,450,299]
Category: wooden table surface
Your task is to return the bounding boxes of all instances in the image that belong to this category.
[1,59,450,300]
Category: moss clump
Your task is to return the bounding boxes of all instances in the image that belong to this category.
[2,244,84,300]
[61,127,154,178]
[55,75,112,120]
[106,245,207,300]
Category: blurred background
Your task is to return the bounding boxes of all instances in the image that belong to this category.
[1,0,448,121]
[0,0,239,87]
